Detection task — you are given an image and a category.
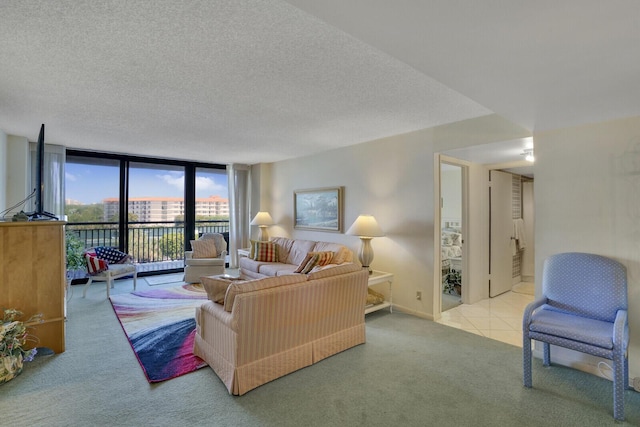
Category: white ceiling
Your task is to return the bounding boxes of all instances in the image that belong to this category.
[1,1,638,166]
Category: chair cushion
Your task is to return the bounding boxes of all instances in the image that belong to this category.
[191,238,218,258]
[185,258,225,266]
[529,306,615,349]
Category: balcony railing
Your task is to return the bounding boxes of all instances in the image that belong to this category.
[66,220,229,273]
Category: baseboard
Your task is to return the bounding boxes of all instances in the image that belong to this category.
[391,304,434,321]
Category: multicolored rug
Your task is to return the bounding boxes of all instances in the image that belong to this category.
[109,284,209,382]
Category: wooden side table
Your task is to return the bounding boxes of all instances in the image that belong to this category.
[365,270,393,314]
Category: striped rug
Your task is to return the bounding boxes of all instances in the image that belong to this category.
[109,284,208,382]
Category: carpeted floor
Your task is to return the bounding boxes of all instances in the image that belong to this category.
[144,273,186,286]
[3,274,640,426]
[109,284,208,382]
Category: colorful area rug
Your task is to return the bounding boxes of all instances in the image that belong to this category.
[109,284,208,382]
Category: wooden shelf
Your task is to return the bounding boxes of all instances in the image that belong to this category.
[0,221,66,353]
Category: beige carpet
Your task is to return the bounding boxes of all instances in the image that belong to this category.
[512,281,534,295]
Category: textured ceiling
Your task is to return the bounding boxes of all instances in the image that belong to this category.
[0,0,490,164]
[1,1,638,166]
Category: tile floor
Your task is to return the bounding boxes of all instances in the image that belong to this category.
[436,283,535,347]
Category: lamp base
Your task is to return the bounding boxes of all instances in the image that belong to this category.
[258,226,269,242]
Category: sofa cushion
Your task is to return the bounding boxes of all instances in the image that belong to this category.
[306,262,361,281]
[224,274,307,312]
[270,237,317,265]
[253,241,279,262]
[191,239,218,258]
[259,263,299,277]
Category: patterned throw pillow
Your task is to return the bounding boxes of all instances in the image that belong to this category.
[191,239,218,259]
[85,252,108,275]
[294,251,334,273]
[299,254,320,274]
[95,246,132,264]
[252,241,278,262]
[312,251,334,266]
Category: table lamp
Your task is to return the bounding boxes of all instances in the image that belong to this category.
[346,214,384,274]
[250,211,274,241]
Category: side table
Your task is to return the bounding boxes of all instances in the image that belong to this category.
[365,270,393,314]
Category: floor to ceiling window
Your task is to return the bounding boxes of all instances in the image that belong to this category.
[65,150,228,275]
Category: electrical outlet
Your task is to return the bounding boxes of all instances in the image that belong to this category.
[416,291,422,301]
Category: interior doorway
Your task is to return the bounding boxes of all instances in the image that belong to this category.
[489,169,535,298]
[439,158,467,312]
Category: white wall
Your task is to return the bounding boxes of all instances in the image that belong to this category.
[535,114,640,378]
[521,181,534,279]
[0,129,7,212]
[263,114,530,319]
[0,132,30,216]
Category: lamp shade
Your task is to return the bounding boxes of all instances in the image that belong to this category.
[250,211,274,226]
[346,215,384,237]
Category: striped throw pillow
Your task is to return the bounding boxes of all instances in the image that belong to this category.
[253,241,278,262]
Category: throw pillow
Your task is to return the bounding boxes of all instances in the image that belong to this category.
[95,246,132,264]
[252,241,278,262]
[294,251,334,273]
[191,238,217,259]
[299,254,320,274]
[312,251,334,266]
[201,276,231,304]
[294,252,314,273]
[249,239,258,259]
[85,253,108,275]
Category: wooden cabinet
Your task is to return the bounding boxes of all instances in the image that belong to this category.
[0,221,66,353]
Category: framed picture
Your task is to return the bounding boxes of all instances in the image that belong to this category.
[294,187,344,232]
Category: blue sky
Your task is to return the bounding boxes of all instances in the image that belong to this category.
[65,163,228,204]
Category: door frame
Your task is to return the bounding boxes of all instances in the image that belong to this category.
[433,154,469,320]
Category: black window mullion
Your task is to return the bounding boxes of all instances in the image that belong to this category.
[184,164,196,251]
[120,159,129,253]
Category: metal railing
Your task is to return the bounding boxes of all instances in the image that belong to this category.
[66,220,229,266]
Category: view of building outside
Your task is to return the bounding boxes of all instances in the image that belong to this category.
[65,156,229,269]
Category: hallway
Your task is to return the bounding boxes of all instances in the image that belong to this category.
[436,283,534,347]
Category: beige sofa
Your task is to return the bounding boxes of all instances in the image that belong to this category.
[194,252,368,395]
[239,237,354,279]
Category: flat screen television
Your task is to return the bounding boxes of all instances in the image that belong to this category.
[27,124,58,220]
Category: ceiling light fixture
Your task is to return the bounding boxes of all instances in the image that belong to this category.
[521,149,535,162]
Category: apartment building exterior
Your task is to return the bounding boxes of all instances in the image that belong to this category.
[103,195,229,222]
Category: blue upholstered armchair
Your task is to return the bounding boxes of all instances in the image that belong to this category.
[523,252,629,421]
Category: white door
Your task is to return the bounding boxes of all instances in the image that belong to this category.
[489,170,513,297]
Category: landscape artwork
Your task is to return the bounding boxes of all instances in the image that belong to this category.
[294,187,343,232]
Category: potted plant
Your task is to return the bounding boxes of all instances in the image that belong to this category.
[1,309,42,384]
[66,231,87,284]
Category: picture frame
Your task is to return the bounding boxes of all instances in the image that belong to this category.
[294,187,344,232]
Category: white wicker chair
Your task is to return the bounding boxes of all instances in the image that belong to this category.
[184,233,227,283]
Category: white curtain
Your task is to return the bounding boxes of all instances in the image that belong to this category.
[30,142,65,219]
[227,164,251,268]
